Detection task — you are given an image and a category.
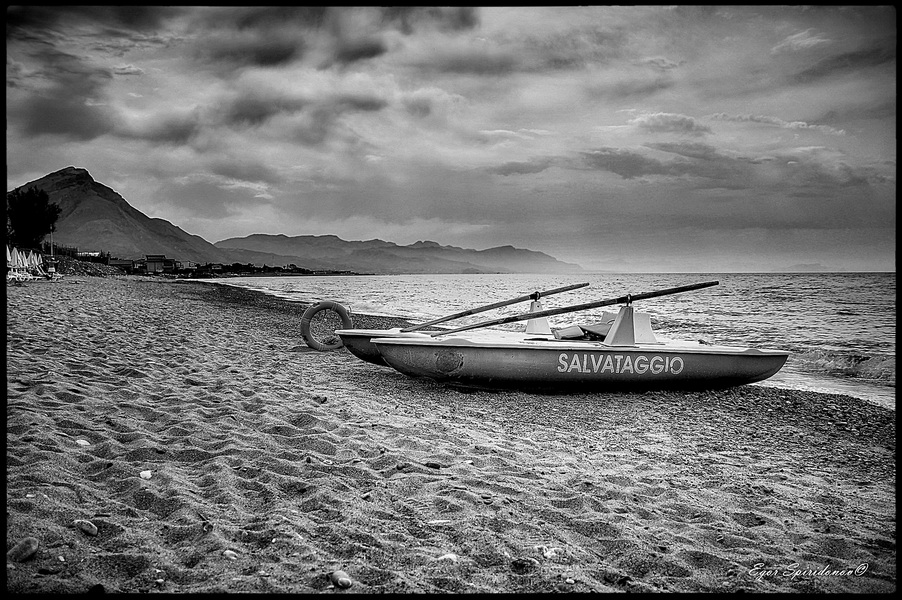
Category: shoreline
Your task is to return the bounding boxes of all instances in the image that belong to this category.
[198,276,896,411]
[6,276,896,593]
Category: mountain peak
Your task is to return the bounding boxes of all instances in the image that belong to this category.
[47,166,94,182]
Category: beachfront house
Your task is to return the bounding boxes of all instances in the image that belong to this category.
[107,258,135,272]
[143,254,179,274]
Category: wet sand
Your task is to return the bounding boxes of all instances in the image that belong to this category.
[6,276,896,593]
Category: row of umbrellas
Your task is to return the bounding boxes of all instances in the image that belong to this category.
[7,245,46,272]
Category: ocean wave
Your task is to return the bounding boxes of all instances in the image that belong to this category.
[793,350,895,386]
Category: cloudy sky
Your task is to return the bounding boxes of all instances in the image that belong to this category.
[6,6,896,272]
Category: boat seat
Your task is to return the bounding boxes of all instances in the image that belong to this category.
[553,313,618,340]
[551,310,658,343]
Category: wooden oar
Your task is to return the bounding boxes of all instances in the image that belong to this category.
[401,282,589,332]
[431,280,719,336]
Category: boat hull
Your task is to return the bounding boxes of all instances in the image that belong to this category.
[373,337,789,391]
[336,329,438,366]
[336,328,555,367]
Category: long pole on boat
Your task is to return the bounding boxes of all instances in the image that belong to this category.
[431,280,719,336]
[401,281,590,332]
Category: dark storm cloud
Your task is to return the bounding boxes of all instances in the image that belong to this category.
[580,148,684,180]
[16,96,114,141]
[117,110,202,145]
[193,32,305,69]
[220,93,309,128]
[333,38,387,64]
[794,45,896,84]
[380,7,479,35]
[216,85,386,145]
[8,47,117,140]
[184,8,324,70]
[6,5,182,35]
[489,157,557,176]
[6,6,182,141]
[188,7,393,70]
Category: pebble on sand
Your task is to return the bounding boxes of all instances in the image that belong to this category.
[75,439,91,446]
[74,519,99,536]
[7,537,40,562]
[222,550,239,560]
[435,553,459,563]
[139,470,152,479]
[330,570,353,588]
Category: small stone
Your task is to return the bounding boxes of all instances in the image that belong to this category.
[534,545,561,558]
[76,439,90,446]
[435,553,458,562]
[330,570,353,588]
[510,557,540,574]
[424,461,442,469]
[7,537,40,562]
[222,550,239,560]
[74,519,99,536]
[565,578,575,584]
[139,470,152,479]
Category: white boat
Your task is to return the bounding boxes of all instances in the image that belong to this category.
[333,282,589,365]
[373,303,789,391]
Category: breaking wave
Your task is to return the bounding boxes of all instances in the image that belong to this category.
[793,350,895,386]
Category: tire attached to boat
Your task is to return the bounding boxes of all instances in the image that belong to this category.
[301,301,353,351]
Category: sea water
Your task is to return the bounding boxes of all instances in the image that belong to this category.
[209,272,895,410]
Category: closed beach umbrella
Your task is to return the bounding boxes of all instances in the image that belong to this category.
[6,245,10,266]
[11,247,21,268]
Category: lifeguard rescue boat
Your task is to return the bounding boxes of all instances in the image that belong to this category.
[371,289,789,391]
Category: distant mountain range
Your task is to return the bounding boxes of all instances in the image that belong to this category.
[214,234,583,275]
[10,167,584,275]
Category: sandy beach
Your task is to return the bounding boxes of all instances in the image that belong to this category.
[6,275,896,593]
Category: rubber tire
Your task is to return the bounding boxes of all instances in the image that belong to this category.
[301,301,353,351]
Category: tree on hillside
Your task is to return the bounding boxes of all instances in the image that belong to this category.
[6,186,62,249]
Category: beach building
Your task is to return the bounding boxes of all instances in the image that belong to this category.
[107,258,135,272]
[143,254,178,274]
